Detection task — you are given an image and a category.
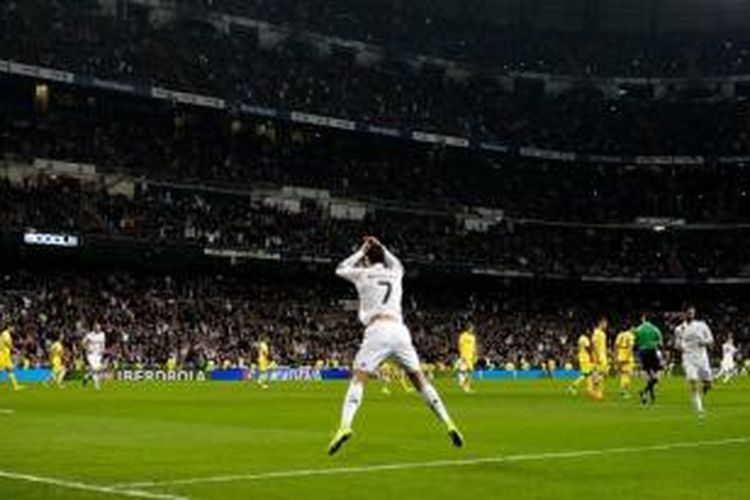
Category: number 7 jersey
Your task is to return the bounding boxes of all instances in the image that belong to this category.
[336,246,404,326]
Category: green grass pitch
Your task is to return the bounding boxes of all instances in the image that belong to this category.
[2,376,749,499]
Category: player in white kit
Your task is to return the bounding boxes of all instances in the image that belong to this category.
[716,336,738,383]
[674,306,713,419]
[82,323,106,391]
[328,236,463,455]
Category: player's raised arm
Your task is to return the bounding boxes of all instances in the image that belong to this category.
[335,242,368,282]
[380,244,403,273]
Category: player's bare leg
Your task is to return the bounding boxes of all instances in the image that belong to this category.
[719,365,735,384]
[328,370,367,455]
[619,367,632,398]
[688,379,707,420]
[406,370,464,447]
[463,374,474,393]
[458,365,473,393]
[640,370,659,406]
[55,368,66,388]
[398,368,415,393]
[457,368,467,391]
[567,373,586,395]
[568,371,597,397]
[379,367,392,395]
[591,370,604,400]
[581,372,600,400]
[257,369,269,389]
[4,369,23,391]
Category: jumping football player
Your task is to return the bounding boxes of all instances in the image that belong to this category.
[328,236,463,455]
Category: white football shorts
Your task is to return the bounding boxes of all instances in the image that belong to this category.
[683,353,712,382]
[353,320,421,374]
[720,357,736,372]
[86,353,103,371]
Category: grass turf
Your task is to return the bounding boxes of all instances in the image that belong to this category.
[1,376,749,499]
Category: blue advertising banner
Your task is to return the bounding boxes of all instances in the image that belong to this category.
[320,368,351,380]
[211,367,326,381]
[475,369,579,380]
[210,369,246,381]
[0,369,52,383]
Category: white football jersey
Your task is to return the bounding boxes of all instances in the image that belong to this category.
[675,320,713,359]
[336,245,404,326]
[84,330,106,356]
[722,341,737,359]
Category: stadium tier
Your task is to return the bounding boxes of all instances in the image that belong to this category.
[3,1,750,156]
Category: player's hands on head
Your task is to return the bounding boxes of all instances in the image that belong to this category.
[363,235,381,247]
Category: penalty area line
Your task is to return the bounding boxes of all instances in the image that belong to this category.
[0,470,188,500]
[113,436,750,489]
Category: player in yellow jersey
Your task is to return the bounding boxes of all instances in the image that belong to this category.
[591,318,609,399]
[567,333,598,399]
[615,328,636,398]
[47,334,66,388]
[378,360,394,394]
[165,353,178,372]
[256,339,271,389]
[457,325,478,393]
[0,325,23,391]
[378,360,414,394]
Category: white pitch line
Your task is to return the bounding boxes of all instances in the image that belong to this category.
[0,409,14,414]
[0,470,188,500]
[112,436,750,489]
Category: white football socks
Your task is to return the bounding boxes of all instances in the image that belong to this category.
[691,390,704,415]
[340,378,364,430]
[421,383,454,428]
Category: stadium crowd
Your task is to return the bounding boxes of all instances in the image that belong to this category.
[2,2,750,156]
[2,268,748,372]
[3,80,750,225]
[2,175,750,279]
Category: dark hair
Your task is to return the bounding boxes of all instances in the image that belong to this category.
[365,244,385,265]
